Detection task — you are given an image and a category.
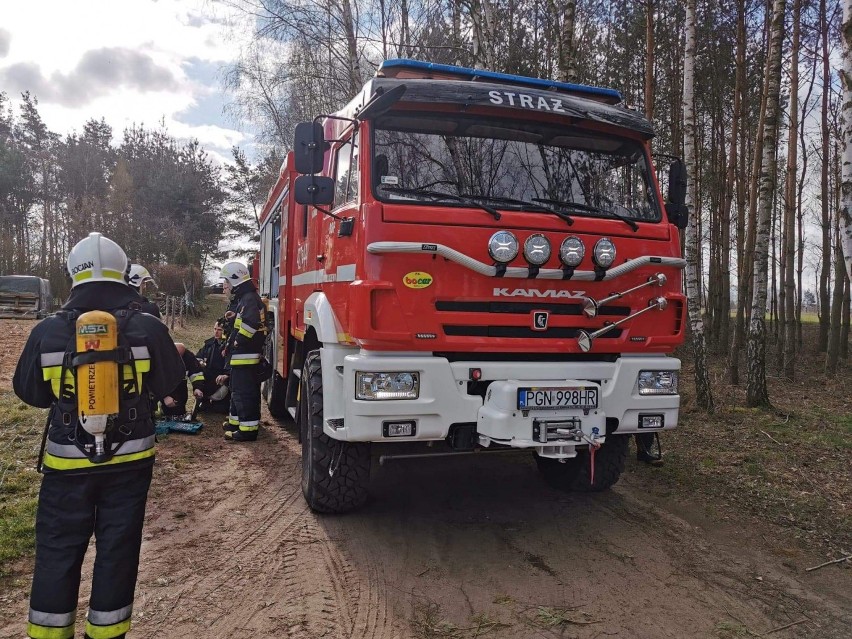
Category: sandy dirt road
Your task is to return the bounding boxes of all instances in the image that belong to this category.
[1,404,848,639]
[0,317,848,638]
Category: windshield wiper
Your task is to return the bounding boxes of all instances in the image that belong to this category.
[460,194,574,226]
[382,186,502,220]
[533,197,639,232]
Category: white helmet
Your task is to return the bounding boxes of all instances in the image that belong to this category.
[127,264,155,290]
[67,232,129,288]
[220,261,250,286]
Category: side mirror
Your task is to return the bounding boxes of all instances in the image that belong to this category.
[294,175,335,206]
[293,122,329,175]
[666,159,689,229]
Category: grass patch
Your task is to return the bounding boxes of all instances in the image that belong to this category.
[531,605,598,628]
[0,392,45,576]
[168,294,228,354]
[662,325,852,556]
[411,602,511,638]
[0,298,229,579]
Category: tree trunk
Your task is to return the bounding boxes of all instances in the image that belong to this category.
[819,0,832,351]
[645,0,655,121]
[783,0,802,379]
[337,0,361,98]
[841,0,852,282]
[826,228,845,373]
[399,0,410,57]
[684,0,714,411]
[841,275,850,359]
[453,0,462,65]
[747,0,786,408]
[481,0,497,69]
[728,0,752,385]
[563,0,577,82]
[798,53,819,347]
[549,0,577,82]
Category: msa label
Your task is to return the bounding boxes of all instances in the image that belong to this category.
[79,324,108,335]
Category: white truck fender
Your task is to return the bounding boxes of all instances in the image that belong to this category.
[304,292,342,345]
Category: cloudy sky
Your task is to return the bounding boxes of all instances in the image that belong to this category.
[0,0,252,164]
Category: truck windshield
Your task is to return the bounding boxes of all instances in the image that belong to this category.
[372,113,661,223]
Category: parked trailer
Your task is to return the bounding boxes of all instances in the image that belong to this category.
[0,275,53,319]
[257,59,689,513]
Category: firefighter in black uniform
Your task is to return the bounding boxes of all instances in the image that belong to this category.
[217,261,266,442]
[127,264,161,318]
[196,322,230,412]
[13,233,185,639]
[161,343,205,416]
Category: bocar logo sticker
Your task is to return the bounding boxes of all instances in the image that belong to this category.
[403,272,433,289]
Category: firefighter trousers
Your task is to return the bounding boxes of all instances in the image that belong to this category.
[27,465,153,639]
[228,365,261,433]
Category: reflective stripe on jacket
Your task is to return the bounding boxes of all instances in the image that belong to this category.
[13,283,185,474]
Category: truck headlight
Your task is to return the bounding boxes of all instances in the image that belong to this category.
[593,237,616,268]
[356,371,420,400]
[488,231,519,263]
[523,234,551,265]
[637,370,679,395]
[559,236,585,267]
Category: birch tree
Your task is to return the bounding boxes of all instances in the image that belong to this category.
[548,0,578,82]
[684,0,714,411]
[748,0,787,408]
[842,0,852,282]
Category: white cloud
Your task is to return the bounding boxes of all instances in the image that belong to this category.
[0,28,10,57]
[0,0,253,163]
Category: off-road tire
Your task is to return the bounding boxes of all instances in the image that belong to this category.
[266,371,289,420]
[534,434,629,492]
[299,350,370,513]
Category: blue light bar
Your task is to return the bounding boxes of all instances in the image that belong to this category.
[377,59,622,103]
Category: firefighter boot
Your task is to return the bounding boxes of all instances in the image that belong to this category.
[222,419,238,433]
[636,433,663,466]
[225,429,258,442]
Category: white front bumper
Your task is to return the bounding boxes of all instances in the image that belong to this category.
[322,347,680,452]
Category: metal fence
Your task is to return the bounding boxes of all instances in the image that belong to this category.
[160,295,199,330]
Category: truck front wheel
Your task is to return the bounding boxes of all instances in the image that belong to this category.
[299,350,370,513]
[534,434,629,492]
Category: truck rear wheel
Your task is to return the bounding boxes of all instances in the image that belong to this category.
[534,434,629,492]
[299,350,370,513]
[266,371,289,420]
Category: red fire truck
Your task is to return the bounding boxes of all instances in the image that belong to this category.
[257,60,688,513]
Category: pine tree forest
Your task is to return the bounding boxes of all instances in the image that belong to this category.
[2,0,851,402]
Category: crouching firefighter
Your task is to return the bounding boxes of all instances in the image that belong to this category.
[217,261,267,442]
[13,232,185,639]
